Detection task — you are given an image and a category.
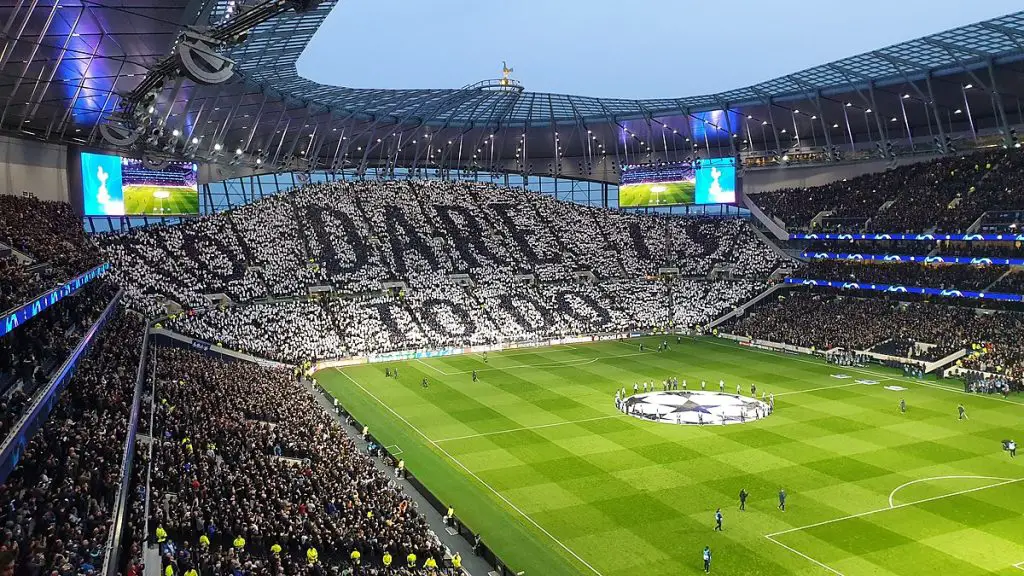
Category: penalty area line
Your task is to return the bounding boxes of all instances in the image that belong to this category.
[767,476,1024,538]
[767,476,1024,576]
[887,475,1013,508]
[332,368,605,576]
[764,535,844,576]
[415,358,452,376]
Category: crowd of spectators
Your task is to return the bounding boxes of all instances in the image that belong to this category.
[799,260,1007,291]
[804,239,1024,259]
[0,279,119,436]
[96,180,785,313]
[0,195,103,310]
[752,149,1024,233]
[143,347,446,575]
[0,311,143,575]
[728,291,1024,380]
[165,278,766,363]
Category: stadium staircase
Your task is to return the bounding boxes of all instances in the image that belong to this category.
[808,209,835,231]
[707,282,788,329]
[0,289,125,482]
[0,240,33,264]
[748,224,794,263]
[284,196,314,261]
[319,299,347,344]
[738,190,789,240]
[983,266,1022,292]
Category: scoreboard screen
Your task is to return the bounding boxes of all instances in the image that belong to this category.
[620,158,736,207]
[79,151,199,216]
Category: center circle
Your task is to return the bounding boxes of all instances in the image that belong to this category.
[618,391,771,426]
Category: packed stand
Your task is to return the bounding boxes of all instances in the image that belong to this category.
[728,291,1024,378]
[164,300,345,362]
[144,348,446,575]
[0,310,144,575]
[670,279,766,328]
[752,149,1024,233]
[96,180,786,312]
[988,270,1024,295]
[0,279,119,437]
[804,239,1024,259]
[164,275,770,363]
[0,195,103,310]
[799,260,1006,292]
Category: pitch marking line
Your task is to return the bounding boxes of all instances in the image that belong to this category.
[333,368,604,576]
[764,535,844,576]
[887,475,1012,508]
[415,358,450,376]
[692,336,1024,407]
[1013,560,1024,571]
[416,350,657,376]
[384,444,404,456]
[767,476,1024,576]
[774,382,864,397]
[433,414,626,443]
[767,476,1024,539]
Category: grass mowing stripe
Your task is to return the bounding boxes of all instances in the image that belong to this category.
[424,350,659,375]
[320,337,1023,575]
[333,367,606,576]
[764,534,845,576]
[691,336,1024,406]
[886,475,1015,508]
[773,381,867,397]
[766,476,1024,538]
[433,414,627,443]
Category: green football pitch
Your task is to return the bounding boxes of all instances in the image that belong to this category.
[315,336,1024,576]
[123,184,199,215]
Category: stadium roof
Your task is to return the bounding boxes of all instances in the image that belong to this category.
[231,3,1024,125]
[1,1,1024,183]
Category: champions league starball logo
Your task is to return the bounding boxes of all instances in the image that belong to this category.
[621,391,770,426]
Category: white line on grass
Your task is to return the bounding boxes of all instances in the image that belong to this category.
[764,535,844,576]
[1013,560,1024,571]
[690,337,1024,407]
[482,344,581,358]
[384,444,404,456]
[423,350,658,376]
[415,358,451,376]
[773,382,865,397]
[766,476,1024,538]
[433,414,626,443]
[333,368,605,576]
[887,475,1013,508]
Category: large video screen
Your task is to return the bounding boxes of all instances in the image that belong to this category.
[619,158,736,207]
[80,151,199,216]
[695,157,737,204]
[619,162,695,206]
